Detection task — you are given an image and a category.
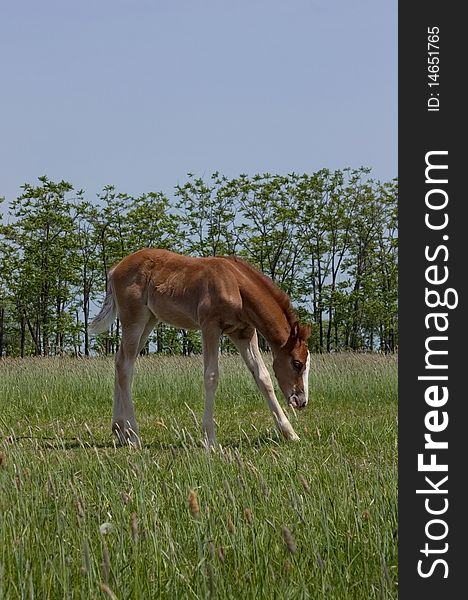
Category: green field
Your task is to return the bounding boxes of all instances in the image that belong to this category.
[0,354,397,599]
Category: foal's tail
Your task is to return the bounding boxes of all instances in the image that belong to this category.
[89,269,117,334]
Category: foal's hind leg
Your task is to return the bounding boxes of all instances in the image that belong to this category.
[137,315,158,354]
[113,310,153,446]
[230,331,299,441]
[201,327,222,447]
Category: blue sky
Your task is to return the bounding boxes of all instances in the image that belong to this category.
[0,0,397,207]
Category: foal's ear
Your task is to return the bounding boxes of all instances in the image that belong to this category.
[290,322,311,342]
[290,322,300,341]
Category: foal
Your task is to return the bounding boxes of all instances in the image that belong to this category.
[90,249,311,446]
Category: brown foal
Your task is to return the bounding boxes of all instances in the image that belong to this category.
[90,248,311,446]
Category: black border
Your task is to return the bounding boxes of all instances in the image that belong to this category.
[399,4,467,597]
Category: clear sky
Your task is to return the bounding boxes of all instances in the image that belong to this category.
[0,0,397,207]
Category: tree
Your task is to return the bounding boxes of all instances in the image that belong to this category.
[295,169,338,351]
[0,170,398,356]
[0,216,14,356]
[73,196,101,356]
[175,172,241,257]
[2,177,80,356]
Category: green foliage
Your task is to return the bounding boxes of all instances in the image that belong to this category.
[175,172,241,256]
[0,171,398,357]
[1,177,80,356]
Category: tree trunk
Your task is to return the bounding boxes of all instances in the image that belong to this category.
[156,324,162,353]
[20,315,26,358]
[55,290,62,356]
[326,304,333,352]
[83,293,89,356]
[83,271,91,356]
[0,306,4,358]
[24,312,40,355]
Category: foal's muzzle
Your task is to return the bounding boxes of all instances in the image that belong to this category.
[288,393,307,410]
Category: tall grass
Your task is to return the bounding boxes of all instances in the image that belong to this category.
[0,354,397,599]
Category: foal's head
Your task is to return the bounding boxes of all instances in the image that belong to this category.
[272,322,311,410]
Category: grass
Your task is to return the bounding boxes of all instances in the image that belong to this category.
[0,353,397,599]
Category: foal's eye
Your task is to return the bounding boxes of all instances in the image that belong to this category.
[292,360,302,371]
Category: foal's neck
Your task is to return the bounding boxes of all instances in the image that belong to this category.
[248,297,291,352]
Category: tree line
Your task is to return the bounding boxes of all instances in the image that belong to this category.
[0,168,397,357]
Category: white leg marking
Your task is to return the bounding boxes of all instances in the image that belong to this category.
[232,331,299,441]
[303,350,310,404]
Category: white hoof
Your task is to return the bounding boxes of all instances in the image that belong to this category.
[112,421,141,448]
[203,434,218,450]
[280,425,300,442]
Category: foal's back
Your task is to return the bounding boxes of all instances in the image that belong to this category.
[112,249,247,331]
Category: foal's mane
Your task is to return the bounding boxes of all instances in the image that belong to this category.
[224,256,298,327]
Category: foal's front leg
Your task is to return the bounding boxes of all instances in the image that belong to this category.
[231,332,300,441]
[201,327,221,447]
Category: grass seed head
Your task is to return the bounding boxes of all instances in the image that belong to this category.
[207,541,215,558]
[244,508,253,525]
[298,474,310,492]
[81,540,91,575]
[75,497,85,519]
[281,525,297,554]
[246,461,258,478]
[101,542,111,583]
[188,489,200,519]
[234,450,245,471]
[259,476,270,498]
[99,583,117,600]
[227,517,236,535]
[99,522,114,535]
[270,448,280,462]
